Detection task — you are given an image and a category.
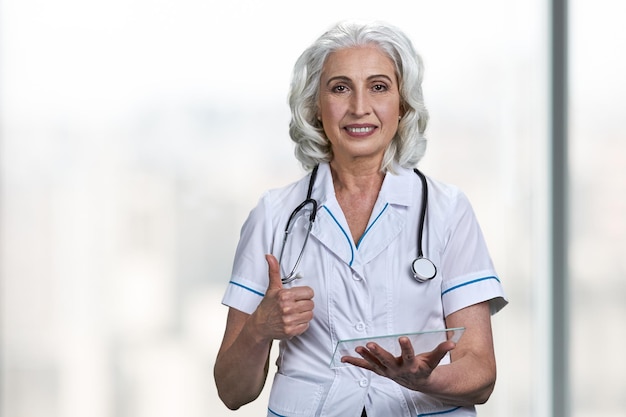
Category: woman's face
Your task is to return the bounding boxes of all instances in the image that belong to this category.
[318,45,401,168]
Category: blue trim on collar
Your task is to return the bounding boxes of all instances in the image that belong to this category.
[322,205,354,266]
[356,202,389,249]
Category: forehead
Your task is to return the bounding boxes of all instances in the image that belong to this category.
[322,45,397,79]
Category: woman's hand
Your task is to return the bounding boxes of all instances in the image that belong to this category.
[340,302,497,406]
[250,254,315,341]
[341,338,455,391]
[214,254,314,409]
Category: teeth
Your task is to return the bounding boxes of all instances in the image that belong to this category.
[347,127,374,133]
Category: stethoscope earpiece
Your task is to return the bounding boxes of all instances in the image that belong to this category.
[411,257,437,283]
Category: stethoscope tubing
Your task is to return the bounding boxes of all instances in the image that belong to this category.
[279,165,436,283]
[412,168,437,282]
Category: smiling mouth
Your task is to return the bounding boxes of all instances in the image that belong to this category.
[346,126,375,134]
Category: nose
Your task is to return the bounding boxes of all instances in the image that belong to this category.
[349,89,371,117]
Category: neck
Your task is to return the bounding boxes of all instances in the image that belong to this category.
[329,160,385,194]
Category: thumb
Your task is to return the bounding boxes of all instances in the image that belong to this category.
[265,254,283,291]
[425,340,456,368]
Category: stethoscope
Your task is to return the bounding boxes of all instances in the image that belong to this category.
[278,165,437,284]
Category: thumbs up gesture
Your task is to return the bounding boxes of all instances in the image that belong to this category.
[251,254,315,341]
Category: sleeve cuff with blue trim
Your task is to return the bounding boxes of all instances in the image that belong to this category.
[442,271,508,316]
[221,278,266,315]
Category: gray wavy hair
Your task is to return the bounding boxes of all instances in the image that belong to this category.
[288,21,429,172]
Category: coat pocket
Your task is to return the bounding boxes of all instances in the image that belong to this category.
[267,373,325,417]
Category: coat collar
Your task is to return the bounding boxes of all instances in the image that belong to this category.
[312,162,417,209]
[307,162,420,268]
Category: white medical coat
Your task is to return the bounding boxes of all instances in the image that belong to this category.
[222,162,507,417]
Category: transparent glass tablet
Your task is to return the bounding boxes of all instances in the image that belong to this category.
[330,327,464,369]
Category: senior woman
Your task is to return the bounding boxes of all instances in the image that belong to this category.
[214,21,507,417]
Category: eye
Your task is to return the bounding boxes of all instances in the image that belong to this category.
[332,84,349,93]
[372,83,388,92]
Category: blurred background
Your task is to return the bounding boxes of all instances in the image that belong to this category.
[1,0,624,416]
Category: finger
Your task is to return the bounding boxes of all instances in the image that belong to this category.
[292,286,315,302]
[265,254,283,291]
[340,355,374,370]
[423,340,456,368]
[361,343,395,369]
[398,337,416,362]
[341,346,383,372]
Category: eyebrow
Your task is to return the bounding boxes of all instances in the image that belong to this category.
[325,74,395,86]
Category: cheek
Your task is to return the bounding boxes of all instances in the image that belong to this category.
[371,93,399,116]
[379,107,401,129]
[320,103,345,127]
[383,99,402,120]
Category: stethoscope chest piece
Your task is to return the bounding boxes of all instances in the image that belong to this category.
[411,257,437,283]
